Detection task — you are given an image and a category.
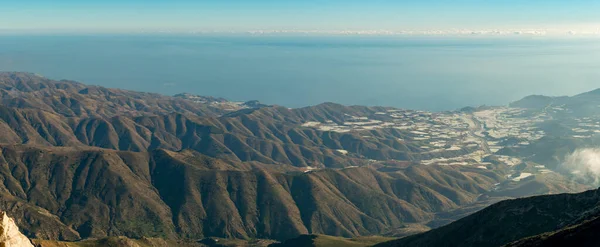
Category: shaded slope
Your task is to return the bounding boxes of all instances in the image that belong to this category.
[150,159,502,240]
[375,188,600,247]
[506,216,600,247]
[0,145,504,241]
[269,234,394,247]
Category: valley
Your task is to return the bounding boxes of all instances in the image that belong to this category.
[298,102,588,198]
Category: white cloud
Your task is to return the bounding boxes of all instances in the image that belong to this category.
[562,148,600,186]
[197,27,600,37]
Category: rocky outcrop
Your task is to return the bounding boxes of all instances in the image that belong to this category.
[0,211,34,247]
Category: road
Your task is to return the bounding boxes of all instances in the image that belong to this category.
[461,114,491,154]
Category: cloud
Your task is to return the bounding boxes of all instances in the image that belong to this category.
[562,148,600,186]
[235,28,599,37]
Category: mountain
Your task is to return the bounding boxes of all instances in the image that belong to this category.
[0,72,434,167]
[505,216,600,247]
[510,88,600,116]
[0,144,508,241]
[574,88,600,98]
[375,187,600,247]
[0,72,231,118]
[0,72,594,244]
[509,95,562,109]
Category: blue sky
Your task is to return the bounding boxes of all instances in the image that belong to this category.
[2,0,600,34]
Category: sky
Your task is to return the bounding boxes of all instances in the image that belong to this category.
[1,0,600,35]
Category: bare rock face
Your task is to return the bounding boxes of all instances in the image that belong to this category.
[0,212,34,247]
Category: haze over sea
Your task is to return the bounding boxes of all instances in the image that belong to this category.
[1,34,599,111]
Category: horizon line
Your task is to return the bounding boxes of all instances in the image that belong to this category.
[2,28,600,37]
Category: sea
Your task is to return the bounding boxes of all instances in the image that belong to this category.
[0,34,599,111]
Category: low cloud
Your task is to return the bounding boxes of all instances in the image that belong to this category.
[562,148,600,186]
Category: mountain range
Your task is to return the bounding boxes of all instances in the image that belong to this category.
[0,72,598,246]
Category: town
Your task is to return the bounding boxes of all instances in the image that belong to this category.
[301,106,552,170]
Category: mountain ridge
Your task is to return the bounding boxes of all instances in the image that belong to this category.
[0,143,510,241]
[375,187,600,247]
[0,71,594,244]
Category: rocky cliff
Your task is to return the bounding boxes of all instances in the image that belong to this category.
[0,211,34,247]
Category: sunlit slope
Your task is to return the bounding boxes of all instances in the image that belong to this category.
[0,144,507,240]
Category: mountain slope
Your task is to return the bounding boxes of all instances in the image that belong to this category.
[0,72,593,244]
[375,188,600,247]
[510,88,600,116]
[0,72,228,118]
[506,216,600,247]
[0,72,500,170]
[0,144,507,241]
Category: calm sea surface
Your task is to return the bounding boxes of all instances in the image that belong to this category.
[1,34,599,111]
